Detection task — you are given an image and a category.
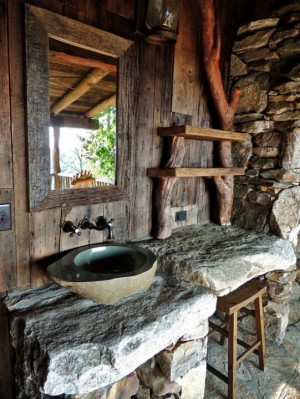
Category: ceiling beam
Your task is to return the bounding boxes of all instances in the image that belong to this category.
[85,93,116,118]
[50,68,109,116]
[49,50,117,73]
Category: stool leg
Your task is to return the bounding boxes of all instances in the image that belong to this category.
[228,311,238,399]
[254,295,266,371]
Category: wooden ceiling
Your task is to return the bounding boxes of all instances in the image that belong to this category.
[48,45,117,129]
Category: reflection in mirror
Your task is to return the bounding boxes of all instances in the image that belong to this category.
[25,4,133,210]
[48,42,117,190]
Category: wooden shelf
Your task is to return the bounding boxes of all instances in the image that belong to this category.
[157,125,247,142]
[147,167,245,178]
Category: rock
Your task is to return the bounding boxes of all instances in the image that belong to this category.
[235,113,267,123]
[281,127,300,169]
[247,190,271,205]
[267,281,293,304]
[155,339,205,380]
[253,147,279,157]
[253,132,281,147]
[4,275,216,398]
[272,3,300,18]
[236,18,279,36]
[260,169,300,183]
[269,93,300,103]
[270,186,300,245]
[234,72,269,114]
[232,134,253,167]
[135,383,151,399]
[249,156,277,169]
[232,199,269,233]
[139,223,296,295]
[234,184,252,199]
[245,169,260,177]
[273,28,300,44]
[272,110,300,121]
[68,373,139,399]
[264,312,289,343]
[239,48,279,63]
[136,359,181,396]
[265,270,297,284]
[282,13,300,25]
[287,64,300,81]
[265,300,290,318]
[266,101,295,115]
[229,54,247,77]
[233,29,276,52]
[248,62,271,73]
[273,81,300,94]
[179,320,208,342]
[239,120,274,134]
[175,363,206,399]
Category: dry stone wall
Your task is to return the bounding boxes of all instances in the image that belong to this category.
[230,2,300,242]
[230,1,300,329]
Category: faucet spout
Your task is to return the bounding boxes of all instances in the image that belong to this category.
[95,216,114,240]
[78,217,114,240]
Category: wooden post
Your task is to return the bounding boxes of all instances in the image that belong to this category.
[52,125,61,190]
[199,0,241,225]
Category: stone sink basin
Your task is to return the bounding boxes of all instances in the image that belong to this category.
[47,244,157,305]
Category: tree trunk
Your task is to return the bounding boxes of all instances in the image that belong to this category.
[200,0,241,225]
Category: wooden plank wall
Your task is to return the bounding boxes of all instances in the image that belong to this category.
[0,0,274,292]
[0,1,282,397]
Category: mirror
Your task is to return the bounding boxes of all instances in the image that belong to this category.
[25,4,133,211]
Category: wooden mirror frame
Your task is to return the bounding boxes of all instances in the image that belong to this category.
[25,4,133,211]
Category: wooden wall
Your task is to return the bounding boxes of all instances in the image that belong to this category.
[0,0,280,294]
[0,0,285,397]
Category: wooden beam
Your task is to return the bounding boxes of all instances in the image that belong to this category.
[157,125,247,142]
[147,167,245,178]
[26,4,133,59]
[50,68,109,116]
[49,50,117,73]
[85,93,116,118]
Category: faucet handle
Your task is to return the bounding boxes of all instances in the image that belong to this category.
[61,221,81,237]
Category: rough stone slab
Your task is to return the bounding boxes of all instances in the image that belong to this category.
[281,128,300,169]
[239,120,274,134]
[233,29,276,52]
[234,72,269,114]
[137,224,296,295]
[237,18,279,36]
[270,186,300,245]
[239,48,279,63]
[4,274,216,398]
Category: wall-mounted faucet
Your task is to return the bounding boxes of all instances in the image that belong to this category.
[79,217,114,240]
[61,221,81,237]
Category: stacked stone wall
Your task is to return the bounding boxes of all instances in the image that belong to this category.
[230,1,300,331]
[230,2,300,243]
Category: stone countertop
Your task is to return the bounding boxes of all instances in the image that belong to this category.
[5,272,216,397]
[136,223,296,295]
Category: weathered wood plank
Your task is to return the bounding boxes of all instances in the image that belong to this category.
[157,126,247,142]
[8,0,30,288]
[49,50,117,72]
[26,4,132,58]
[0,190,16,292]
[148,167,245,178]
[0,0,12,189]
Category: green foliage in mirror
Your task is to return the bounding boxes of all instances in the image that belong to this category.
[81,106,116,182]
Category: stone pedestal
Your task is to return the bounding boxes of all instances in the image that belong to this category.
[4,272,216,399]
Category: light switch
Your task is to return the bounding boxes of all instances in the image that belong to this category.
[0,203,12,231]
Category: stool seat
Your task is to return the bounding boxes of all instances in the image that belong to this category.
[207,279,267,399]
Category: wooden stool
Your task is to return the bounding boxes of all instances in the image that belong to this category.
[207,279,267,399]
